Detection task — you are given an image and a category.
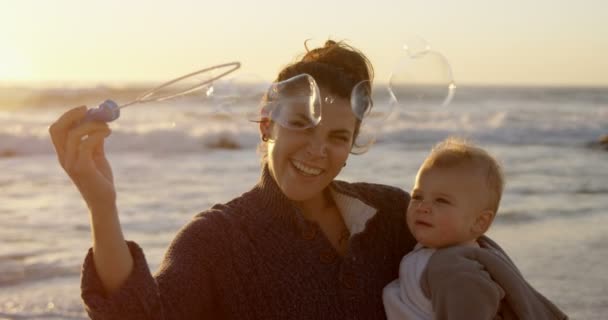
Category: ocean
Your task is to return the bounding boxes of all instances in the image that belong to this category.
[1,84,607,319]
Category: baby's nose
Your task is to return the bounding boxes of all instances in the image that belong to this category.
[416,200,431,213]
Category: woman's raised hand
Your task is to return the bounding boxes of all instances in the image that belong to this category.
[49,106,116,212]
[50,106,134,294]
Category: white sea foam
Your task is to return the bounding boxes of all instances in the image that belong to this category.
[1,86,606,156]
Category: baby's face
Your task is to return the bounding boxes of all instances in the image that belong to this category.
[407,166,488,248]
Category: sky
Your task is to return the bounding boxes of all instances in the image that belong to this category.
[1,0,607,87]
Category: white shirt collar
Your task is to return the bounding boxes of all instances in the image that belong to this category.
[330,189,377,236]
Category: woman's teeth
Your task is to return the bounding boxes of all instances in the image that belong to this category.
[291,160,323,176]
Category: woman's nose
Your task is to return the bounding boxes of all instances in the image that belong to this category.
[306,135,328,158]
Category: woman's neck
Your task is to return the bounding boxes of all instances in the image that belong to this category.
[296,189,350,255]
[296,189,335,221]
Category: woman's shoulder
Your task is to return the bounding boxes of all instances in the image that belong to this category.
[175,206,235,246]
[166,199,252,259]
[190,192,257,229]
[186,188,272,238]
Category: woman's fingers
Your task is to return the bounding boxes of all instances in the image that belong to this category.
[72,129,111,177]
[64,122,110,172]
[49,106,117,213]
[49,106,87,163]
[92,137,114,183]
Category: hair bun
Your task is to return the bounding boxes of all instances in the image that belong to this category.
[298,40,373,85]
[324,40,337,47]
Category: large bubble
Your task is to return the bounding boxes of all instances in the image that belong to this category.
[389,36,456,109]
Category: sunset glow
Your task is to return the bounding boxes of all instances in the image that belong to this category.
[1,0,607,86]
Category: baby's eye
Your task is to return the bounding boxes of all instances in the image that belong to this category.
[435,198,450,204]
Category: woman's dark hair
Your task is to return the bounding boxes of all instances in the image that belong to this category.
[277,40,373,95]
[275,40,374,153]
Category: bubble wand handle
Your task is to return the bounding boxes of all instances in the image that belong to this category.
[83,99,121,122]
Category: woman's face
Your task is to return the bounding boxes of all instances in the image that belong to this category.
[263,93,357,203]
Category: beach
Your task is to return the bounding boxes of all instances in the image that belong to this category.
[1,85,607,319]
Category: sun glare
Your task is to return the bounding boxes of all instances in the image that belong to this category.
[0,46,33,82]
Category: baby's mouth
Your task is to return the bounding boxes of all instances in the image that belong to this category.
[415,220,433,227]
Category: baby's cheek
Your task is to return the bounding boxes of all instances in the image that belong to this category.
[404,210,415,232]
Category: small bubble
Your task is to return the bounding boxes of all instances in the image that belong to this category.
[206,86,214,97]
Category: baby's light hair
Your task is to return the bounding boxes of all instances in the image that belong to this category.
[420,137,505,213]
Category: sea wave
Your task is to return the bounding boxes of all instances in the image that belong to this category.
[0,251,79,286]
[1,110,605,156]
[1,85,606,156]
[495,206,601,225]
[2,84,607,109]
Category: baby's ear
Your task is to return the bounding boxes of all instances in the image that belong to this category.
[471,210,494,235]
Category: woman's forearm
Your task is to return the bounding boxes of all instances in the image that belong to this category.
[89,204,134,295]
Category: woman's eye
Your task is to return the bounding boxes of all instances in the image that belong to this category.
[288,121,305,128]
[287,120,310,129]
[411,195,423,201]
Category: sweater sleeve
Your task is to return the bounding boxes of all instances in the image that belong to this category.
[81,212,225,320]
[420,246,505,320]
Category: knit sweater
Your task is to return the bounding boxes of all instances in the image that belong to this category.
[80,166,417,319]
[421,237,568,320]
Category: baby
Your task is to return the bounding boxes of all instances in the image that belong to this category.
[383,137,567,319]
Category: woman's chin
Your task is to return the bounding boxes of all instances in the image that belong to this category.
[280,185,318,202]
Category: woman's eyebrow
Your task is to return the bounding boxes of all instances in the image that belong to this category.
[330,128,353,136]
[290,113,315,124]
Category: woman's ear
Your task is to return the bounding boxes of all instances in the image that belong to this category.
[259,119,271,139]
[471,210,495,236]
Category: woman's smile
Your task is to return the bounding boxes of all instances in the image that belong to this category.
[290,159,325,177]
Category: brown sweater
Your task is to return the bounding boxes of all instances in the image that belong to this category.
[421,237,568,320]
[81,167,417,319]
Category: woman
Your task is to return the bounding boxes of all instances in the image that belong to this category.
[49,40,416,319]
